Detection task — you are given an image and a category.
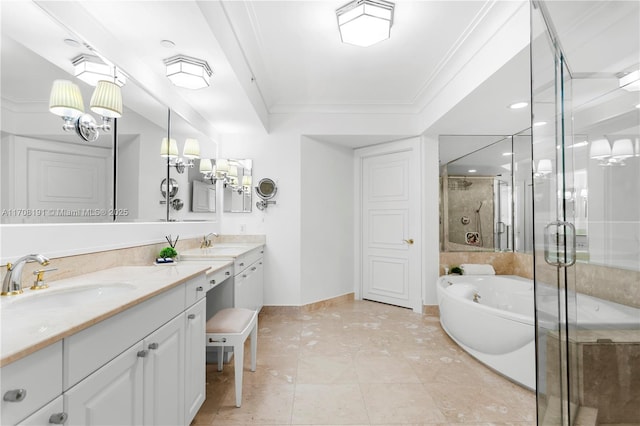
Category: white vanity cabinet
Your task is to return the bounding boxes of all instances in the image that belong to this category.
[184,298,206,424]
[233,247,264,311]
[17,396,65,425]
[1,342,63,426]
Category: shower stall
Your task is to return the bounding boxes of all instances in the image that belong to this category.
[531,1,640,425]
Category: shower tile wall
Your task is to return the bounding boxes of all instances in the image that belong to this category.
[446,177,495,249]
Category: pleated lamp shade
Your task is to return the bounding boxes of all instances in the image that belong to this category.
[90,80,123,118]
[49,80,84,117]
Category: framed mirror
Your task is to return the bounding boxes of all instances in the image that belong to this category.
[220,159,253,213]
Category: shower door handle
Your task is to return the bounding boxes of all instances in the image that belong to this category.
[403,239,414,245]
[544,221,576,267]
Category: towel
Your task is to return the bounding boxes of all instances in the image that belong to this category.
[460,264,495,275]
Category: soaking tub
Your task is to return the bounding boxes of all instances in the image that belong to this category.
[436,274,640,390]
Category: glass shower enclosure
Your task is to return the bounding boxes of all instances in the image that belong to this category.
[531,1,640,425]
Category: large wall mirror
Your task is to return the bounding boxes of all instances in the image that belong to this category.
[0,1,219,224]
[440,130,533,253]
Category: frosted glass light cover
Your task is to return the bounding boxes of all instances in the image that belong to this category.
[160,137,178,158]
[183,138,200,159]
[337,0,394,47]
[165,56,212,90]
[199,159,213,173]
[49,80,84,117]
[589,139,611,160]
[611,138,633,159]
[90,80,123,118]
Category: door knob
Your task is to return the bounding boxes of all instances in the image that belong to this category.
[403,239,414,245]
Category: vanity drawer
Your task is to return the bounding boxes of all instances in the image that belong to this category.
[206,265,233,291]
[1,342,62,426]
[185,274,208,307]
[234,247,264,274]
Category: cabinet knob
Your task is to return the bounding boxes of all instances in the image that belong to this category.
[3,388,26,402]
[239,262,245,267]
[242,274,247,278]
[187,314,196,319]
[196,286,204,292]
[225,271,231,276]
[49,412,68,424]
[148,343,159,350]
[251,266,257,271]
[210,279,216,285]
[137,350,149,358]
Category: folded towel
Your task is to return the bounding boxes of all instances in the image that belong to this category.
[460,264,495,275]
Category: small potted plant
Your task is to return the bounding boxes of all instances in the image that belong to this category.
[450,265,462,275]
[156,235,178,264]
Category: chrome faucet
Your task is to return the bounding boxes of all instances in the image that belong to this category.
[473,292,482,303]
[2,254,50,296]
[201,233,218,249]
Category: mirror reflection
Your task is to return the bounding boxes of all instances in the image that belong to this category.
[212,159,253,213]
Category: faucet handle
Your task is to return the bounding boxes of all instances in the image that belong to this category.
[30,267,58,290]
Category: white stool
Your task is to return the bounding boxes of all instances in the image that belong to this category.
[206,308,258,407]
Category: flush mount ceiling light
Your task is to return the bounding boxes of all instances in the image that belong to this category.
[72,54,126,87]
[336,0,395,47]
[619,69,640,92]
[164,55,212,89]
[49,79,122,142]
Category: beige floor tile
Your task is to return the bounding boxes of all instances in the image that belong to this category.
[360,383,447,424]
[354,350,421,384]
[242,354,299,385]
[297,352,359,384]
[291,383,370,425]
[214,383,295,424]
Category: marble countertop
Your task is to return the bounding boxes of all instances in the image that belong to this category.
[179,242,264,260]
[0,263,213,367]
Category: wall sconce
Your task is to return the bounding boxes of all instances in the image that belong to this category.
[336,0,395,47]
[73,54,126,87]
[164,55,212,90]
[160,137,200,173]
[534,159,553,177]
[199,158,233,185]
[590,138,634,166]
[49,79,122,142]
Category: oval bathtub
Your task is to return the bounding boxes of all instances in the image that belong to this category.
[436,274,640,390]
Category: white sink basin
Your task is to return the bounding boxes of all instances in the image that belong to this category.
[2,283,136,311]
[180,246,248,259]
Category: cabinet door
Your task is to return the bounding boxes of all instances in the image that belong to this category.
[184,299,206,425]
[143,314,185,426]
[64,342,144,426]
[233,267,254,310]
[253,259,264,312]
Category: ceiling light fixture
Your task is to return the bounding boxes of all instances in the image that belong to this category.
[336,0,394,47]
[619,69,640,92]
[533,121,547,127]
[164,55,212,89]
[73,54,126,87]
[49,79,122,142]
[509,102,528,109]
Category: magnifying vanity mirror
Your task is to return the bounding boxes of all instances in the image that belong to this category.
[255,178,278,210]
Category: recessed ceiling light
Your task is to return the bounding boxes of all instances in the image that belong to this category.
[533,121,547,127]
[509,102,528,109]
[502,152,513,156]
[468,169,477,173]
[64,38,80,47]
[568,141,589,149]
[636,103,640,109]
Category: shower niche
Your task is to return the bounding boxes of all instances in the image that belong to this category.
[440,131,532,253]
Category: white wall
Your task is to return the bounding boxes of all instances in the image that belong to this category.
[218,131,301,306]
[300,137,354,305]
[421,135,441,305]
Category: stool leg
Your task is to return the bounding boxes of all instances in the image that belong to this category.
[250,323,257,372]
[217,346,224,372]
[234,343,244,407]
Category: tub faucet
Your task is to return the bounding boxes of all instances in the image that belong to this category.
[201,233,218,249]
[473,293,481,303]
[2,254,50,296]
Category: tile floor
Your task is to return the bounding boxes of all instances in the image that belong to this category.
[192,299,536,425]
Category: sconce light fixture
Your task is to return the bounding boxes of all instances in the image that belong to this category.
[534,159,553,177]
[199,158,233,185]
[49,79,122,142]
[619,69,640,92]
[164,55,212,89]
[589,138,634,166]
[336,0,394,47]
[160,137,200,173]
[72,54,126,87]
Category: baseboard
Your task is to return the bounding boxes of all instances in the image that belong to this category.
[423,305,440,316]
[261,293,356,315]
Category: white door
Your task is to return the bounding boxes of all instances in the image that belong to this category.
[357,138,422,311]
[64,342,144,426]
[143,315,185,426]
